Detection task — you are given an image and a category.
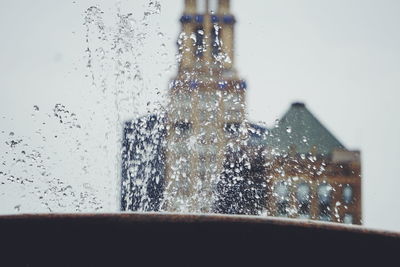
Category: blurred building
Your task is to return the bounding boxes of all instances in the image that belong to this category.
[121,0,361,225]
[252,103,361,224]
[163,0,247,213]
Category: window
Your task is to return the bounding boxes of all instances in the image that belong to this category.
[343,213,353,224]
[198,91,219,117]
[175,157,190,177]
[223,93,243,121]
[200,109,219,123]
[297,182,310,203]
[318,183,332,221]
[318,183,332,204]
[224,122,241,137]
[173,93,191,108]
[275,181,289,216]
[198,154,207,180]
[211,25,222,58]
[224,93,242,111]
[170,93,192,121]
[296,182,310,217]
[343,185,353,204]
[195,27,204,58]
[174,122,191,138]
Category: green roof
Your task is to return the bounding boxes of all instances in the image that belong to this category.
[267,102,345,155]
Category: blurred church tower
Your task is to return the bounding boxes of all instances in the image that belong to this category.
[162,0,247,212]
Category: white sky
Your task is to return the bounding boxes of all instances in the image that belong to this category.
[0,0,399,231]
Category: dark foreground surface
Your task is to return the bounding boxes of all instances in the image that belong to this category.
[0,213,399,266]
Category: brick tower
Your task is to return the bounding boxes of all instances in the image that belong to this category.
[162,0,247,212]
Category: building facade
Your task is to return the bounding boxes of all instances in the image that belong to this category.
[264,103,362,224]
[121,0,362,225]
[164,0,247,213]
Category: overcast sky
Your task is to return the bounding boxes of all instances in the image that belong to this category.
[0,0,399,231]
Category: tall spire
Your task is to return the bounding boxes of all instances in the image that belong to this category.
[164,0,246,213]
[178,0,236,77]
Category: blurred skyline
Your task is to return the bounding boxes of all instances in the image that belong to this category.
[0,0,400,231]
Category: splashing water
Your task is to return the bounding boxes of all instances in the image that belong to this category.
[0,0,167,213]
[0,1,360,226]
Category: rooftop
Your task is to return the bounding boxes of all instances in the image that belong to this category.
[249,102,346,155]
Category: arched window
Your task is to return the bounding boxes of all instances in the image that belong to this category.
[297,183,310,203]
[318,183,332,204]
[318,183,332,221]
[274,181,289,216]
[296,183,310,218]
[343,185,353,204]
